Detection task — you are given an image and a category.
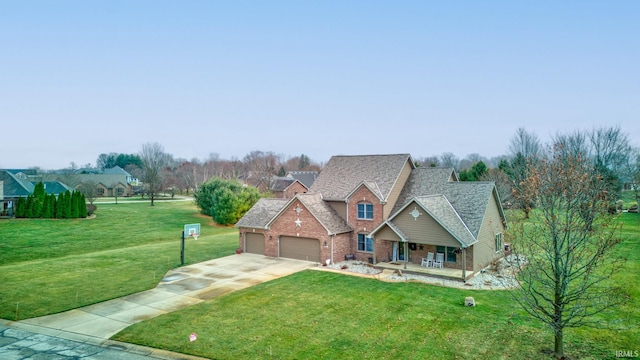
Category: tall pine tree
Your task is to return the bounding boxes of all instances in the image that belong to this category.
[32,182,46,218]
[79,193,87,218]
[62,190,72,219]
[70,191,79,218]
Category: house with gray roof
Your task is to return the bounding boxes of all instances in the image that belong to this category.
[285,171,318,188]
[0,170,71,217]
[236,154,507,280]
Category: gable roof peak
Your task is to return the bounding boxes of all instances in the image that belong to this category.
[310,153,414,201]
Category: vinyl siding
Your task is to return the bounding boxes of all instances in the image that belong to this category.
[472,191,506,271]
[326,200,347,219]
[374,226,402,242]
[383,159,413,219]
[392,205,459,247]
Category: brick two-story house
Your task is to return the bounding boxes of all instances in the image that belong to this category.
[236,154,507,280]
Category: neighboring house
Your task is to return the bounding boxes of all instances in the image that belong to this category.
[285,171,318,188]
[0,170,72,216]
[269,177,309,199]
[103,166,139,186]
[249,175,310,199]
[0,180,5,216]
[236,154,507,280]
[40,169,135,197]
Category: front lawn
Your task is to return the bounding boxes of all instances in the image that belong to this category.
[113,213,640,359]
[0,201,238,320]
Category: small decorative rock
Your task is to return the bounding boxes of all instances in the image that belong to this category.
[465,297,476,307]
[395,269,403,276]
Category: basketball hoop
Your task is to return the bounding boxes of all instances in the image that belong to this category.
[191,233,198,241]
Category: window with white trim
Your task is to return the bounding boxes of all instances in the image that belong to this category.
[358,234,374,252]
[357,203,374,220]
[495,233,503,253]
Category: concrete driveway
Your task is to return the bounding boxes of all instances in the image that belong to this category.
[17,254,315,340]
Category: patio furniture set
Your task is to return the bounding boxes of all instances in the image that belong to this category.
[421,252,444,268]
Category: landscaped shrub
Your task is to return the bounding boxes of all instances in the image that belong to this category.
[194,178,261,225]
[13,184,89,219]
[86,203,97,216]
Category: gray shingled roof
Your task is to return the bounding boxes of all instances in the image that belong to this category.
[235,198,289,229]
[392,167,498,238]
[310,154,413,201]
[286,171,318,188]
[41,181,71,195]
[40,173,129,188]
[0,171,34,197]
[392,167,456,213]
[414,195,476,247]
[440,182,496,238]
[235,193,352,235]
[103,166,131,176]
[271,177,297,192]
[295,193,352,235]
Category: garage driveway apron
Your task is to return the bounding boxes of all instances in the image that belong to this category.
[18,254,315,340]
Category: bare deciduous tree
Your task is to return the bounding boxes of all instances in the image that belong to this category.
[439,152,460,170]
[509,144,627,358]
[140,142,169,206]
[78,179,98,205]
[508,127,541,159]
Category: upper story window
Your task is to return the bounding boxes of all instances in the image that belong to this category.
[357,203,374,220]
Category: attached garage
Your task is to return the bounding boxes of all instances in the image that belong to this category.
[279,236,320,262]
[245,233,265,255]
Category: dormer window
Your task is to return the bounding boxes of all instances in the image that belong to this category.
[357,203,374,220]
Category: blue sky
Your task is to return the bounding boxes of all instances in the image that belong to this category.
[1,1,638,169]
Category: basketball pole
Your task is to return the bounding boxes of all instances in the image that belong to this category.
[181,230,185,266]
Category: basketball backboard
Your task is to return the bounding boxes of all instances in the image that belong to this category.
[184,223,200,239]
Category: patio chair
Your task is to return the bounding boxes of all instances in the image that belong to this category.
[421,252,434,267]
[433,252,444,268]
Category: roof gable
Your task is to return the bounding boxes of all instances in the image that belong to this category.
[310,154,414,201]
[392,167,456,214]
[0,171,34,197]
[345,180,384,202]
[270,177,308,192]
[103,166,131,176]
[414,195,477,247]
[236,193,352,235]
[235,198,289,229]
[286,171,318,188]
[275,193,352,235]
[372,196,477,248]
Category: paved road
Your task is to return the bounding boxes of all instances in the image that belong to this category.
[0,322,204,359]
[3,254,315,359]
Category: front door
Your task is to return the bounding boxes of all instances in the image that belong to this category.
[398,242,405,261]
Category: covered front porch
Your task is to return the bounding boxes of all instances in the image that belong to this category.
[375,261,474,281]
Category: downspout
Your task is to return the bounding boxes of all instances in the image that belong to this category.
[372,235,376,264]
[331,235,334,265]
[242,232,246,252]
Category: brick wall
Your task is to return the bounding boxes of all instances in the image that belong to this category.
[347,186,385,262]
[283,182,308,199]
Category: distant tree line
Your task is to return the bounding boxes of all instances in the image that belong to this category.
[14,182,89,219]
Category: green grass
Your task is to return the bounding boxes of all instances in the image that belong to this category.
[113,212,640,360]
[0,201,237,320]
[620,190,638,208]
